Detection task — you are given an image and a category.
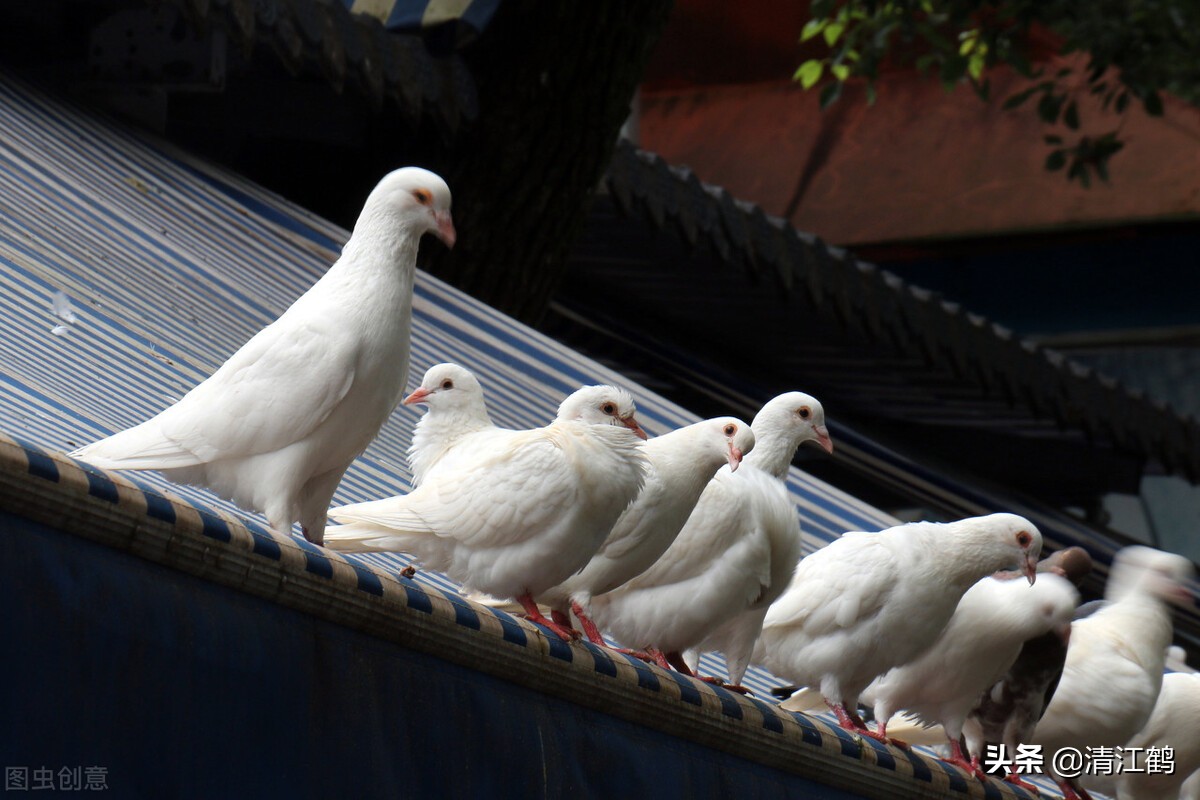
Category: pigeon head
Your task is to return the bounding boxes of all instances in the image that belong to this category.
[961,513,1043,584]
[704,416,756,472]
[558,385,647,440]
[360,167,455,248]
[1038,546,1094,587]
[403,363,483,409]
[752,392,833,455]
[1105,545,1194,606]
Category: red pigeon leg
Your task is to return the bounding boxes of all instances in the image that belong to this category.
[569,600,607,646]
[644,647,673,670]
[665,651,697,675]
[944,739,985,780]
[695,675,753,695]
[551,608,575,631]
[517,594,577,641]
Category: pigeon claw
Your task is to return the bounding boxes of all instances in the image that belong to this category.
[696,675,753,695]
[400,565,417,579]
[517,595,578,642]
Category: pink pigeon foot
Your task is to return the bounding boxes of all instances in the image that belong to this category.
[1004,772,1041,796]
[664,651,697,675]
[570,600,607,646]
[827,702,903,747]
[517,594,578,641]
[551,608,576,632]
[695,675,753,695]
[944,739,986,780]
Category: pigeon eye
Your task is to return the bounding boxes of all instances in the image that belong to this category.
[601,402,616,415]
[412,188,433,206]
[441,379,454,389]
[723,424,736,436]
[1017,531,1033,548]
[797,406,811,420]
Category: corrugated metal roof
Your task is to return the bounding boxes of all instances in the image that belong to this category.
[594,140,1200,485]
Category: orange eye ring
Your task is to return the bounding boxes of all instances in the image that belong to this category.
[723,424,736,436]
[412,188,433,206]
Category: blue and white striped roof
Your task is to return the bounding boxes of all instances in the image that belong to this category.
[0,71,903,698]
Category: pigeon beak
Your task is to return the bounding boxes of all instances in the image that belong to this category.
[622,415,648,440]
[1024,555,1038,585]
[433,209,456,249]
[813,424,834,454]
[1172,585,1194,606]
[403,387,431,405]
[727,443,744,472]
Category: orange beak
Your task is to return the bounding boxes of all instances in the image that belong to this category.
[403,387,431,405]
[433,210,456,249]
[814,424,834,454]
[622,415,648,440]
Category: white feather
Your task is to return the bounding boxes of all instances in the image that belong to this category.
[70,167,454,543]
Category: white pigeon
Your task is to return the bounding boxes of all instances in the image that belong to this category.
[1182,771,1200,800]
[1031,545,1194,800]
[539,416,756,643]
[866,571,1078,776]
[586,392,833,686]
[401,363,495,486]
[323,385,649,640]
[759,512,1042,743]
[70,167,455,544]
[1112,669,1200,800]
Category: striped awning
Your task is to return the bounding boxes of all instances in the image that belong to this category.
[346,0,501,36]
[0,69,901,702]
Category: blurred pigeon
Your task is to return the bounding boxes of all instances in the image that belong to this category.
[1113,669,1200,800]
[760,513,1042,744]
[1031,545,1194,800]
[543,416,756,643]
[867,569,1078,778]
[1182,771,1200,800]
[963,546,1093,793]
[71,167,455,543]
[324,385,648,640]
[586,393,832,687]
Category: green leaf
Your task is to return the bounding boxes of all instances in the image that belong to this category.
[1144,91,1164,116]
[1045,150,1067,171]
[824,21,845,47]
[968,53,984,82]
[1064,101,1080,130]
[795,59,825,90]
[831,63,851,81]
[819,80,843,109]
[866,83,877,105]
[801,19,826,42]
